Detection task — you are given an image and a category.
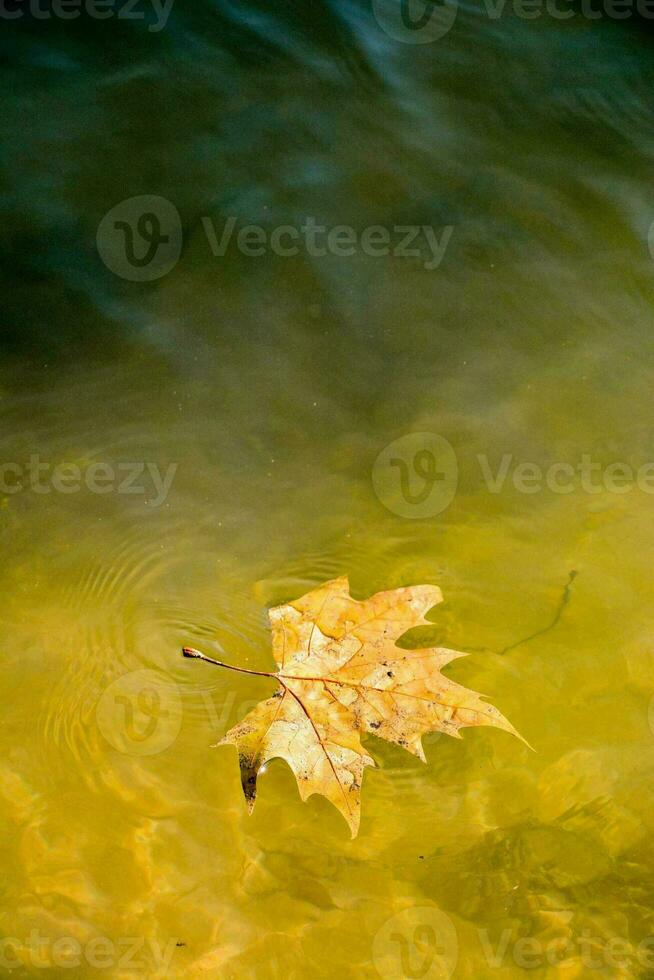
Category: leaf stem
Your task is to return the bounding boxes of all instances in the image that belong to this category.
[182,647,276,678]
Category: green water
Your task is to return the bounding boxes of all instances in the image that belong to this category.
[2,2,654,977]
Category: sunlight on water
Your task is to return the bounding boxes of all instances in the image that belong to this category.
[2,1,654,977]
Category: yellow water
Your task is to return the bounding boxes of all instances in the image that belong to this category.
[3,2,654,977]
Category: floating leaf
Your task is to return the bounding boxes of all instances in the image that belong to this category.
[183,576,525,836]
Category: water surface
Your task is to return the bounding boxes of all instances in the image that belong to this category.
[2,2,654,977]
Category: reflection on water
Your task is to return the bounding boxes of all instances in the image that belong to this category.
[2,0,654,976]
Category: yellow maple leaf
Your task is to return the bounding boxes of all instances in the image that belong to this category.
[183,576,525,836]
